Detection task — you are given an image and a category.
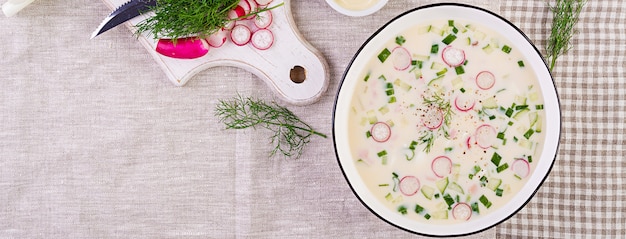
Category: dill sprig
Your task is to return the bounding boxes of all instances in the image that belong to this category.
[135,0,284,41]
[214,95,327,159]
[546,0,586,72]
[418,93,454,153]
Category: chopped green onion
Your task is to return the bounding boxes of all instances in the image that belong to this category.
[424,214,431,220]
[377,150,387,157]
[536,104,544,110]
[524,129,535,139]
[496,163,509,173]
[495,188,504,197]
[528,155,533,163]
[430,44,439,54]
[489,115,496,120]
[396,36,406,45]
[460,88,466,93]
[471,202,480,213]
[491,152,502,166]
[515,105,529,110]
[442,34,457,45]
[415,204,425,214]
[365,131,372,138]
[455,66,465,75]
[378,48,391,63]
[398,205,408,215]
[505,108,514,118]
[364,73,371,82]
[497,132,505,140]
[443,194,455,207]
[479,195,493,208]
[378,184,389,187]
[502,45,512,54]
[518,60,525,67]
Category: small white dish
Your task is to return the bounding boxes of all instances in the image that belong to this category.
[325,0,388,17]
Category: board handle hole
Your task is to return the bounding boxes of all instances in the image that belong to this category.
[290,65,306,84]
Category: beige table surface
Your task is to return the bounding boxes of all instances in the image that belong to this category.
[0,0,624,238]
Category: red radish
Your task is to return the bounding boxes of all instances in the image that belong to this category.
[399,176,421,196]
[442,46,466,67]
[207,28,228,48]
[466,136,473,149]
[238,0,251,16]
[476,71,496,90]
[255,0,273,6]
[431,156,452,178]
[251,29,274,50]
[423,107,444,130]
[512,158,530,178]
[231,5,246,18]
[370,122,391,143]
[246,0,258,19]
[454,94,475,112]
[254,9,273,29]
[391,46,411,71]
[230,24,252,46]
[155,38,209,59]
[452,203,472,220]
[474,124,496,149]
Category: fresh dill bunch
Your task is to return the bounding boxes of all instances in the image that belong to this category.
[214,95,327,159]
[136,0,240,40]
[546,0,586,72]
[417,93,454,153]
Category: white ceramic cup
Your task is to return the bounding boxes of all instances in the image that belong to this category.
[3,0,35,17]
[325,0,388,17]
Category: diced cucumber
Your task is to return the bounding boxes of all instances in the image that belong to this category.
[482,97,498,109]
[431,210,449,219]
[447,182,464,194]
[412,54,430,61]
[473,30,486,41]
[366,110,377,124]
[535,115,543,133]
[513,108,529,120]
[431,62,446,71]
[452,76,464,89]
[378,105,389,115]
[427,75,444,87]
[514,95,527,105]
[385,193,394,202]
[486,178,502,191]
[436,177,449,193]
[529,111,539,127]
[393,79,412,91]
[421,185,436,200]
[482,44,494,54]
[418,25,431,34]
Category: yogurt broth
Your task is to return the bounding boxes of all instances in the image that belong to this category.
[348,19,546,223]
[334,0,381,11]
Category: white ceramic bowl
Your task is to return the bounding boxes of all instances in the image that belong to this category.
[332,3,561,237]
[325,0,388,17]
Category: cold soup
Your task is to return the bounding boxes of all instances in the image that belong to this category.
[347,18,546,223]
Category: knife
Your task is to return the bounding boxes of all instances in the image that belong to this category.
[91,0,157,39]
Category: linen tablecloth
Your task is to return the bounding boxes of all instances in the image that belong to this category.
[0,0,624,238]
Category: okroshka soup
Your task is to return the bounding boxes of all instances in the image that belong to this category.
[333,4,562,235]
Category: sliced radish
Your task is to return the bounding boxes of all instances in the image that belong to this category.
[476,71,496,90]
[255,0,273,6]
[246,0,258,19]
[206,28,228,48]
[466,136,473,149]
[454,94,475,112]
[452,203,472,220]
[391,46,411,71]
[155,38,209,59]
[253,9,273,29]
[474,124,497,149]
[399,176,421,196]
[230,24,252,46]
[442,46,466,67]
[512,159,530,178]
[237,0,251,16]
[423,107,444,130]
[251,28,274,50]
[431,156,452,178]
[370,122,391,143]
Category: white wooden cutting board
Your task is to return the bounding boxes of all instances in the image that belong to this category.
[98,0,329,105]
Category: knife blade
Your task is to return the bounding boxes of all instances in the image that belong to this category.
[91,0,157,39]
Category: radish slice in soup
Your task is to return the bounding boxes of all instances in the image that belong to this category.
[452,203,472,220]
[512,158,531,178]
[370,122,391,143]
[442,46,466,67]
[476,71,496,90]
[454,94,475,112]
[399,176,421,196]
[391,47,411,71]
[431,156,452,178]
[474,124,496,149]
[423,107,444,130]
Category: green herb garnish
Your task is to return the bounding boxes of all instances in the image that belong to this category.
[214,95,327,159]
[546,0,586,71]
[136,0,283,41]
